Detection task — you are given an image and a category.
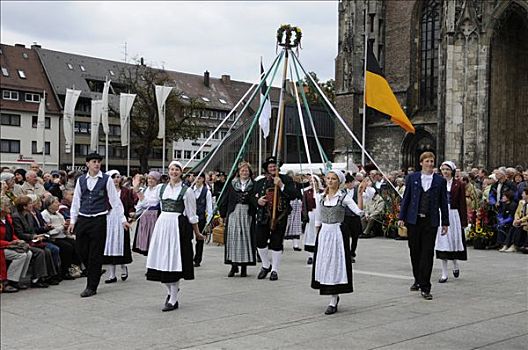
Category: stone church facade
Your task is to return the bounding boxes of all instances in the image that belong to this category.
[334,0,528,171]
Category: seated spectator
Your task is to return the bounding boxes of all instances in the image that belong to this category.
[1,172,18,205]
[360,190,385,238]
[59,189,74,220]
[14,169,26,186]
[0,196,33,292]
[41,196,79,279]
[12,195,56,288]
[489,169,517,208]
[12,170,47,198]
[502,188,528,252]
[497,191,517,251]
[44,171,64,201]
[395,178,406,197]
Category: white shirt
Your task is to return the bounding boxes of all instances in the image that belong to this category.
[135,185,162,211]
[421,173,434,192]
[192,184,213,220]
[363,186,376,204]
[70,171,126,225]
[315,191,363,227]
[41,209,66,239]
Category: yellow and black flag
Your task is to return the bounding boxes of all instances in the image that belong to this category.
[365,42,415,133]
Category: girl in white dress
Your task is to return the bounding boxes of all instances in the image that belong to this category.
[311,170,366,315]
[146,161,204,312]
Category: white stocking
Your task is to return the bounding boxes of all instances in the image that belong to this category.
[257,248,270,269]
[271,250,282,273]
[107,265,116,279]
[441,260,448,279]
[329,294,339,307]
[168,281,180,305]
[453,259,459,270]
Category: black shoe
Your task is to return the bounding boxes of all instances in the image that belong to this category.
[257,267,271,280]
[105,277,117,284]
[307,257,313,265]
[31,281,49,288]
[165,295,170,305]
[240,266,247,277]
[421,291,433,300]
[325,305,337,315]
[269,271,278,281]
[351,257,356,263]
[453,269,460,278]
[121,266,128,281]
[80,288,97,298]
[228,265,239,277]
[359,234,374,239]
[194,262,201,267]
[162,301,179,312]
[410,283,420,291]
[293,247,302,251]
[46,277,60,286]
[438,277,448,283]
[100,269,106,276]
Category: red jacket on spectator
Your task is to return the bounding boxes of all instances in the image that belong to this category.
[0,215,20,281]
[450,179,468,227]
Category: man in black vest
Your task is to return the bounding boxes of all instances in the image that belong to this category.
[398,152,449,300]
[254,156,297,281]
[343,173,363,262]
[192,173,213,267]
[68,153,129,298]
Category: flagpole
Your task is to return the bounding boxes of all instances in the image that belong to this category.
[127,110,131,177]
[105,77,109,172]
[72,85,76,171]
[42,91,46,170]
[162,103,166,173]
[362,1,369,166]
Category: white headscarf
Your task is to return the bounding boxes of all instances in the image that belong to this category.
[328,170,346,184]
[168,160,183,170]
[106,169,120,177]
[441,161,456,172]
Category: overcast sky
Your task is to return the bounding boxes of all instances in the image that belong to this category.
[1,1,338,83]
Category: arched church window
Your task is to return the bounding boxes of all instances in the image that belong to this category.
[419,0,440,110]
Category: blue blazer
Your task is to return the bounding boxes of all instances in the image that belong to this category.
[398,172,449,227]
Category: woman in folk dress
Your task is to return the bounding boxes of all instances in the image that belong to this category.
[303,175,323,265]
[132,171,162,256]
[146,161,204,312]
[103,170,136,283]
[311,170,366,315]
[284,174,304,251]
[218,161,257,277]
[435,161,467,283]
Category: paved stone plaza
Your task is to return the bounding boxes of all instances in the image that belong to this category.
[1,237,527,350]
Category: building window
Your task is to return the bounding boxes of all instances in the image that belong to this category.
[201,97,210,102]
[419,0,440,109]
[1,139,20,153]
[74,122,91,134]
[194,151,201,160]
[109,125,121,136]
[181,95,189,100]
[228,112,235,121]
[184,150,192,159]
[75,144,90,156]
[221,131,228,138]
[1,67,8,77]
[212,132,219,140]
[17,70,26,79]
[67,63,74,70]
[80,65,86,72]
[109,70,115,76]
[202,151,209,158]
[98,145,106,156]
[203,130,211,139]
[174,150,182,159]
[31,141,51,155]
[2,90,19,100]
[32,116,51,129]
[218,98,227,104]
[22,53,28,59]
[1,113,21,126]
[25,93,41,103]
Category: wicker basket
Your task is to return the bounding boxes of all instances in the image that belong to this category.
[212,225,224,245]
[398,226,408,238]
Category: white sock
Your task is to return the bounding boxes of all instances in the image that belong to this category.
[168,281,180,305]
[453,260,459,270]
[32,278,39,283]
[271,250,282,273]
[441,260,448,279]
[293,239,300,248]
[329,294,339,307]
[121,264,127,272]
[164,283,171,295]
[258,248,271,269]
[108,265,116,279]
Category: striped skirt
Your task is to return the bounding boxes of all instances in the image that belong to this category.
[225,204,256,265]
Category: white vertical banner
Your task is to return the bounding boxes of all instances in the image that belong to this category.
[101,80,111,135]
[63,88,81,153]
[119,93,136,146]
[90,100,102,151]
[259,60,272,138]
[155,85,173,139]
[36,92,46,151]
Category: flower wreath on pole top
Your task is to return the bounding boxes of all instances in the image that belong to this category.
[276,24,302,51]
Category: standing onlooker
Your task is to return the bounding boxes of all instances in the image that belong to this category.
[68,153,128,298]
[398,152,449,300]
[497,190,517,251]
[219,161,257,277]
[191,173,213,267]
[435,161,468,283]
[133,171,162,256]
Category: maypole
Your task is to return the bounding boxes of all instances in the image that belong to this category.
[271,24,302,230]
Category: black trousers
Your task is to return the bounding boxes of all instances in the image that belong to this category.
[344,215,362,258]
[53,237,78,276]
[75,215,106,291]
[255,218,287,251]
[194,219,206,264]
[407,217,437,293]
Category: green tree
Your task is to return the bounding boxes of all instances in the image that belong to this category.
[302,72,335,105]
[118,62,204,172]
